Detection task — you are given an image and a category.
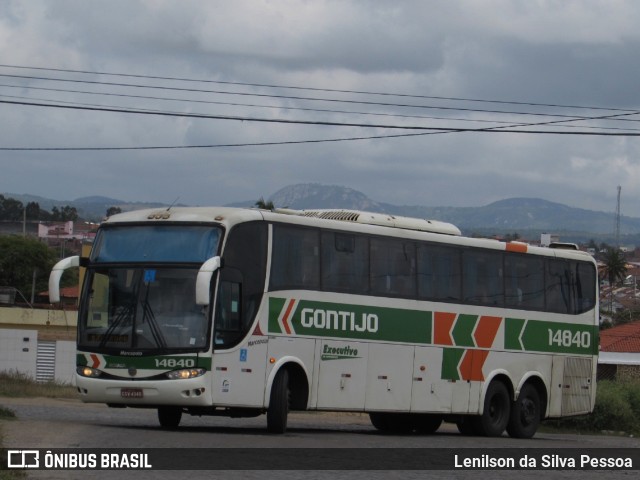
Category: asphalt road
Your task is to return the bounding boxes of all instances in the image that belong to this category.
[1,397,639,480]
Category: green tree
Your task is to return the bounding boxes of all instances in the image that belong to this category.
[603,247,628,315]
[51,205,79,221]
[255,197,275,210]
[0,236,60,298]
[106,206,122,217]
[603,248,628,287]
[0,195,24,221]
[25,201,41,220]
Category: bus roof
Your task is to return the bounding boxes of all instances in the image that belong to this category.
[101,206,594,263]
[103,206,461,236]
[273,208,462,236]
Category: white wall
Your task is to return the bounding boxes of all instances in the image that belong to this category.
[55,340,76,384]
[0,328,75,385]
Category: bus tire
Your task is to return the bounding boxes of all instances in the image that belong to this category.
[267,369,290,434]
[506,383,541,439]
[475,381,510,437]
[414,414,442,434]
[391,414,414,433]
[369,412,391,431]
[456,417,480,436]
[158,406,182,429]
[369,413,413,433]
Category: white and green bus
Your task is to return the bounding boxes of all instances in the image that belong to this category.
[49,206,598,438]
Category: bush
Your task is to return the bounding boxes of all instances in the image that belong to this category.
[546,380,640,435]
[0,406,16,419]
[0,371,76,399]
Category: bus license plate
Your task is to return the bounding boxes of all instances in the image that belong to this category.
[121,388,144,399]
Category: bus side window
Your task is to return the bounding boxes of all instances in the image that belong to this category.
[321,232,369,294]
[417,244,461,301]
[462,250,504,306]
[215,280,242,344]
[271,225,320,290]
[504,254,544,310]
[216,221,268,348]
[370,238,416,297]
[575,262,596,313]
[546,260,571,314]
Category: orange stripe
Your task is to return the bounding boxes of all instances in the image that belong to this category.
[434,312,456,346]
[281,299,296,335]
[90,354,101,369]
[459,349,489,381]
[474,316,502,348]
[506,242,528,253]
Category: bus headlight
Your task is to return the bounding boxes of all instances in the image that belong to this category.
[165,368,206,380]
[77,366,102,378]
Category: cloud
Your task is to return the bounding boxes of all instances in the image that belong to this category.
[0,0,638,219]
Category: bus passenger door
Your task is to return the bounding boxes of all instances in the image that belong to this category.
[316,340,368,410]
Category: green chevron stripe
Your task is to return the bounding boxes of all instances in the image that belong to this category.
[451,314,477,347]
[441,348,465,380]
[505,317,526,350]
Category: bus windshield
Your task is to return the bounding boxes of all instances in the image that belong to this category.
[79,224,222,352]
[91,225,221,263]
[80,267,209,352]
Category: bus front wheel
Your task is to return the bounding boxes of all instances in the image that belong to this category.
[158,406,182,429]
[267,369,290,433]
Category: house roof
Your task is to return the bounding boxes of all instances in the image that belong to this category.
[39,286,79,299]
[600,320,640,353]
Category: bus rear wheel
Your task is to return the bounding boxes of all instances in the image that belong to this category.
[506,383,541,439]
[267,369,290,434]
[158,406,182,429]
[474,381,510,437]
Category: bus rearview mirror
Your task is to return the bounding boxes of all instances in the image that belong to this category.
[49,256,80,303]
[196,256,222,306]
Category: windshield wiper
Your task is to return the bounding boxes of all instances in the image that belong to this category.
[141,296,167,349]
[99,303,134,348]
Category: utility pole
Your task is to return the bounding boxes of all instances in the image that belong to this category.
[615,185,621,248]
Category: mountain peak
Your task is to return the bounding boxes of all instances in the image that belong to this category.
[269,183,383,211]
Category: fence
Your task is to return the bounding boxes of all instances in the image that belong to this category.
[0,328,75,384]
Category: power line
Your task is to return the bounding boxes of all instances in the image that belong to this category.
[4,82,640,131]
[3,97,640,133]
[2,98,640,152]
[1,72,634,122]
[0,63,634,114]
[3,64,640,151]
[0,82,533,125]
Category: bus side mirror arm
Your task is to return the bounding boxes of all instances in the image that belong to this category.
[196,256,222,306]
[49,256,80,303]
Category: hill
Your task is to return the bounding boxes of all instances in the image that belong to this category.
[258,184,640,243]
[5,184,640,243]
[2,193,170,221]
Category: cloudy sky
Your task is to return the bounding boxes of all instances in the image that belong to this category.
[1,0,640,217]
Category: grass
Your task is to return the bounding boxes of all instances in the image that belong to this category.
[0,407,15,420]
[0,371,76,399]
[0,372,75,479]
